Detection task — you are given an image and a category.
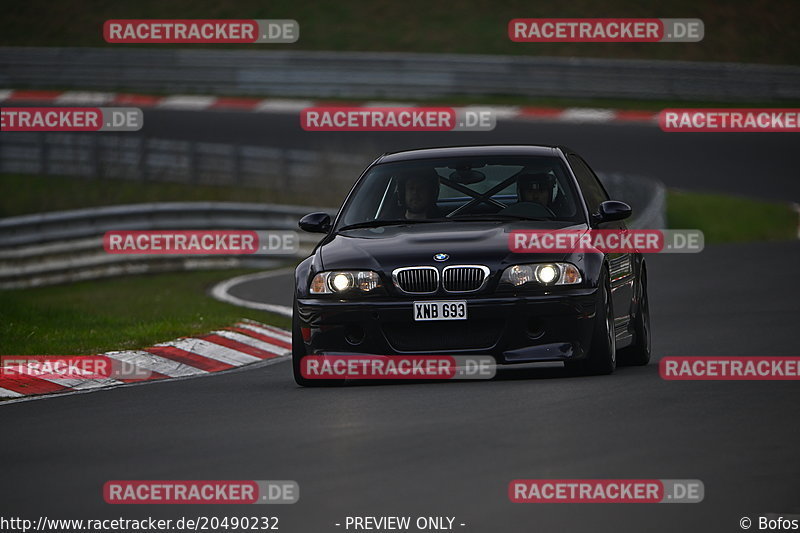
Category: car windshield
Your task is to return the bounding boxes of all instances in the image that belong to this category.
[336,155,586,229]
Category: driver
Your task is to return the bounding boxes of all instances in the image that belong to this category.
[403,170,441,220]
[517,172,556,207]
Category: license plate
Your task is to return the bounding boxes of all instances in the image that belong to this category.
[413,301,467,321]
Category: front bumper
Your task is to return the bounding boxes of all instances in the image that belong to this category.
[296,288,599,364]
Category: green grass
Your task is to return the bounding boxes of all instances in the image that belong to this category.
[0,269,291,355]
[2,174,797,244]
[3,0,800,65]
[667,190,797,243]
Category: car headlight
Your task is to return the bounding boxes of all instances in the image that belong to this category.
[310,270,383,294]
[500,263,582,287]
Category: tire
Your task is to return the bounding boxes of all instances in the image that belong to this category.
[618,269,651,366]
[566,268,616,376]
[292,301,345,387]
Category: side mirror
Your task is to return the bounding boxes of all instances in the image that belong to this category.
[595,200,632,224]
[298,212,332,233]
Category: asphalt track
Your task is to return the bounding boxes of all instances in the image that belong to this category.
[1,112,799,533]
[144,109,800,202]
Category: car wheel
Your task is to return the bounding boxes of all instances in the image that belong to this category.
[618,269,651,366]
[292,301,345,387]
[566,268,616,376]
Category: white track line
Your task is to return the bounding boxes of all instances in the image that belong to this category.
[210,269,294,317]
[157,338,262,366]
[255,99,315,112]
[103,350,208,378]
[55,91,115,105]
[212,330,290,356]
[157,95,218,109]
[560,108,616,122]
[460,105,521,119]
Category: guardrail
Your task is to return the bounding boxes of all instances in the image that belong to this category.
[2,47,799,102]
[0,202,330,247]
[0,202,334,289]
[0,169,665,289]
[0,133,370,201]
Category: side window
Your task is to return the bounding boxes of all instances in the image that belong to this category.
[568,154,608,215]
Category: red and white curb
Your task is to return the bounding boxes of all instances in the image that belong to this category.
[0,89,659,124]
[0,319,290,402]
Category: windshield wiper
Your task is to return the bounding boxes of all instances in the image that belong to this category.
[337,219,448,232]
[449,214,550,222]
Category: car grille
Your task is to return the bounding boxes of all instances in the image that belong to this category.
[393,267,438,294]
[442,266,489,293]
[382,321,502,351]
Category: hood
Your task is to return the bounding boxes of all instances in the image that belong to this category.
[319,221,588,271]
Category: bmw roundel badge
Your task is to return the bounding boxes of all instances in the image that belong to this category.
[433,253,449,262]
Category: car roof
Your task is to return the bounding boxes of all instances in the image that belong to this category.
[375,144,572,164]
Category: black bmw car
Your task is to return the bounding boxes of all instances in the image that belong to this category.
[293,145,650,386]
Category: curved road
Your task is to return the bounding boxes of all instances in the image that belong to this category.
[144,109,800,202]
[1,112,799,533]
